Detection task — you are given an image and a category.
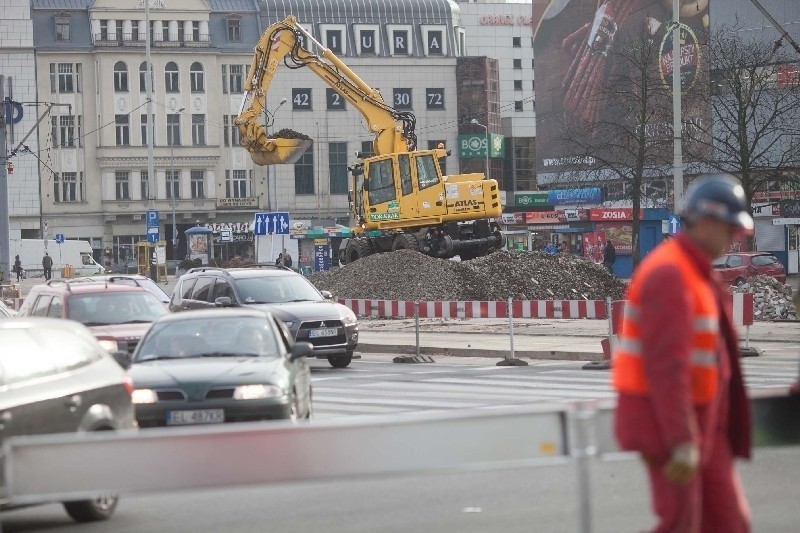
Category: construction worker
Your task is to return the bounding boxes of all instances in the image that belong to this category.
[612,174,752,532]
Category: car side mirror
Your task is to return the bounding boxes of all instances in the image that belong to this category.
[112,350,132,370]
[320,290,333,300]
[290,341,314,361]
[214,296,233,307]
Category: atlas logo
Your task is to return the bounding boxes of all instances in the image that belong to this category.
[452,199,481,208]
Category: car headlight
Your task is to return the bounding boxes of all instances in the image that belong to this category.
[233,384,285,400]
[132,389,158,404]
[98,339,120,352]
[341,311,358,326]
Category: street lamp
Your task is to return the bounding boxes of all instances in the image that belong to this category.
[170,106,185,259]
[265,98,287,210]
[471,118,489,180]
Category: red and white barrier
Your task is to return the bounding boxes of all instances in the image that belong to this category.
[338,299,608,319]
[339,293,755,324]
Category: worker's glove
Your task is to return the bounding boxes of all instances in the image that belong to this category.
[663,442,700,485]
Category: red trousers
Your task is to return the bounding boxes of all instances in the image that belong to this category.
[645,433,750,533]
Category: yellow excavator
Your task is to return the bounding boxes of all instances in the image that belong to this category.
[236,15,504,263]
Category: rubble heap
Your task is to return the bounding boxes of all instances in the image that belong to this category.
[272,128,311,140]
[730,275,798,321]
[309,250,627,301]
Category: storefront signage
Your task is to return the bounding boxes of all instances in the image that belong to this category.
[458,133,505,159]
[204,222,252,234]
[779,200,800,218]
[525,211,564,224]
[752,204,777,217]
[515,192,549,207]
[501,213,527,224]
[773,218,800,225]
[547,188,602,205]
[589,208,644,221]
[562,209,590,221]
[480,15,532,26]
[216,197,258,209]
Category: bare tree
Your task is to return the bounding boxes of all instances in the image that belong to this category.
[558,27,676,267]
[684,24,800,232]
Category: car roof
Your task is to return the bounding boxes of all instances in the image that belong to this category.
[33,280,152,295]
[723,252,773,257]
[152,307,274,323]
[183,266,297,279]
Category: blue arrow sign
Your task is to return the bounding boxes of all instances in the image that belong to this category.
[668,214,682,235]
[55,233,65,244]
[146,210,159,228]
[254,212,290,235]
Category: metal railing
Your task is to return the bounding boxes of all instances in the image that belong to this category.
[92,34,212,48]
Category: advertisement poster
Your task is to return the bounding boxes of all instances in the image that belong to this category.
[532,0,710,174]
[189,234,209,265]
[314,239,330,272]
[594,223,634,254]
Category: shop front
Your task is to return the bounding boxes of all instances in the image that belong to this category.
[205,221,255,262]
[586,208,669,277]
[289,224,352,273]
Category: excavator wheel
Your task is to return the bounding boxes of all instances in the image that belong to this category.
[344,238,373,264]
[391,234,419,252]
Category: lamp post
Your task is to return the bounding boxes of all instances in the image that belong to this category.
[265,98,287,210]
[471,118,489,179]
[170,106,185,259]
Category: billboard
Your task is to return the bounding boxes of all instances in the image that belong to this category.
[532,0,710,174]
[458,133,505,158]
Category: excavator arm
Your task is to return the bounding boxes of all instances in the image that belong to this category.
[236,15,417,165]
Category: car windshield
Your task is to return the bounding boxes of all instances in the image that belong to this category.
[67,292,168,326]
[134,316,280,362]
[236,275,323,304]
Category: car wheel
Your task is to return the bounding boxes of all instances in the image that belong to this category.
[63,496,119,522]
[327,352,353,369]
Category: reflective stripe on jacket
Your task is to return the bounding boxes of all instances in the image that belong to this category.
[612,238,720,404]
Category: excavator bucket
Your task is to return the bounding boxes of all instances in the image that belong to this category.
[249,138,312,166]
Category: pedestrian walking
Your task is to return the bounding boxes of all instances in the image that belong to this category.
[613,174,752,532]
[602,240,616,274]
[282,251,293,269]
[13,255,22,282]
[42,252,53,281]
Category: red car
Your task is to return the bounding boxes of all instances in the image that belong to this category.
[712,252,787,285]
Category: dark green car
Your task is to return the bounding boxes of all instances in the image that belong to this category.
[127,309,313,427]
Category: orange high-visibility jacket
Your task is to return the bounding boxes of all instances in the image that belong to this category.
[612,239,720,404]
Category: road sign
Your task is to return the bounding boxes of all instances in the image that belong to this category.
[146,210,159,228]
[220,229,232,242]
[254,212,290,236]
[147,227,159,243]
[667,214,682,235]
[55,233,64,244]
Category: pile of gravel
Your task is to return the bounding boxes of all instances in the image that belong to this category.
[272,128,311,140]
[730,275,797,320]
[309,249,627,301]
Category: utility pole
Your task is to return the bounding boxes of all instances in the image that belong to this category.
[170,106,185,259]
[145,0,155,210]
[471,119,489,179]
[671,0,683,213]
[0,76,10,283]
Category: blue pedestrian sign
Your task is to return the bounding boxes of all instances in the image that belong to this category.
[147,227,160,243]
[667,214,682,235]
[146,210,160,228]
[254,212,290,236]
[55,233,65,244]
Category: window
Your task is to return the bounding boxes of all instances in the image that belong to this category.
[359,29,376,55]
[166,170,180,200]
[113,61,128,92]
[229,65,243,93]
[115,115,130,146]
[51,115,80,147]
[294,149,314,195]
[227,16,241,42]
[54,172,83,202]
[426,30,443,56]
[292,88,312,110]
[329,142,348,194]
[223,115,240,147]
[115,20,124,42]
[191,170,205,199]
[368,159,396,205]
[165,62,179,92]
[513,37,521,48]
[140,171,150,199]
[751,255,778,267]
[514,80,523,91]
[221,65,227,94]
[399,154,413,196]
[141,113,154,145]
[131,20,140,41]
[427,141,447,176]
[426,88,444,109]
[139,62,150,92]
[190,277,214,302]
[392,29,410,55]
[189,62,205,92]
[55,14,70,41]
[360,141,374,159]
[326,88,346,110]
[393,89,413,110]
[50,63,80,93]
[514,100,524,111]
[167,113,181,146]
[191,114,206,145]
[99,20,108,41]
[226,170,248,198]
[326,30,342,54]
[728,255,744,268]
[415,154,439,190]
[31,296,53,317]
[115,171,130,200]
[513,59,522,69]
[532,80,536,91]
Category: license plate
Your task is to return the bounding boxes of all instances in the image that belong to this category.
[309,327,338,338]
[167,409,225,426]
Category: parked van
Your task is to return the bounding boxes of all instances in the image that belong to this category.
[10,239,106,277]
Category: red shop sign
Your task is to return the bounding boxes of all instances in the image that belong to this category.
[589,208,645,221]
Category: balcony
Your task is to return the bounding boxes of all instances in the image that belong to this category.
[92,34,212,49]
